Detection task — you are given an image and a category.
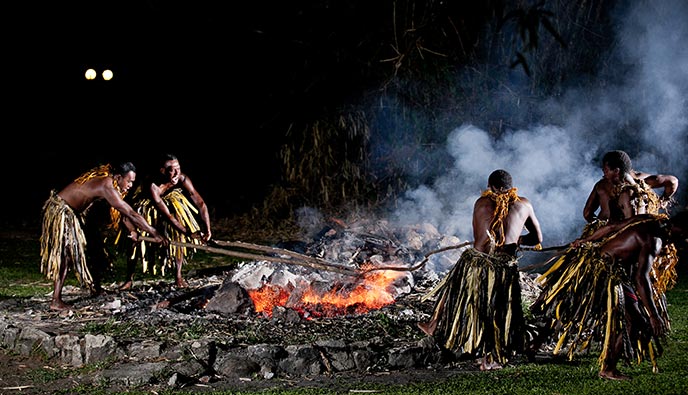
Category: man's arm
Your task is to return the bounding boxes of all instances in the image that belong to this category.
[572,214,655,247]
[642,173,679,201]
[120,216,140,241]
[583,181,605,222]
[519,201,543,247]
[182,175,212,242]
[150,183,189,235]
[101,181,167,244]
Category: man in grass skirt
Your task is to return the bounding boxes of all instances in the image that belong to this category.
[119,154,212,289]
[40,162,167,310]
[530,212,686,380]
[418,169,543,370]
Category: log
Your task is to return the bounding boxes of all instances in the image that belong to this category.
[139,236,359,276]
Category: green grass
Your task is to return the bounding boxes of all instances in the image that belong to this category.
[2,234,688,394]
[0,234,230,300]
[0,236,50,299]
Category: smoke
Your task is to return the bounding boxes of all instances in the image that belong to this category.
[619,1,688,173]
[385,0,688,246]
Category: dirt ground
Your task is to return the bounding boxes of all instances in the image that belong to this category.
[0,223,534,394]
[0,285,492,395]
[0,282,492,394]
[0,346,491,394]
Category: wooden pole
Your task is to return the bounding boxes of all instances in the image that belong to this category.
[139,236,359,276]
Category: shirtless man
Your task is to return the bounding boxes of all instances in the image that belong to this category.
[560,211,688,380]
[583,150,678,224]
[120,153,212,289]
[472,169,543,255]
[418,169,543,370]
[40,162,168,311]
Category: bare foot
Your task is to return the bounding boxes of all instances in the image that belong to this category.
[417,320,437,336]
[119,281,133,291]
[49,300,72,311]
[176,278,189,288]
[479,354,503,371]
[599,369,630,381]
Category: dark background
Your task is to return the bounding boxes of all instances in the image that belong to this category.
[5,1,491,226]
[4,1,686,247]
[4,1,390,224]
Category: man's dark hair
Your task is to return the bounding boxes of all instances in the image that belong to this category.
[602,150,632,174]
[163,153,178,163]
[488,169,513,191]
[114,161,136,176]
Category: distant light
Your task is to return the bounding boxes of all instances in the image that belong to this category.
[85,69,97,80]
[102,69,114,81]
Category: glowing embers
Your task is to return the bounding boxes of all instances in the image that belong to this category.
[241,262,410,319]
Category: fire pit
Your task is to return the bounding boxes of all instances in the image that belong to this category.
[0,217,543,389]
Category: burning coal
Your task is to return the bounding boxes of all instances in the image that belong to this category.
[228,217,465,319]
[246,266,408,318]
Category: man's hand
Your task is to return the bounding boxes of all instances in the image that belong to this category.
[190,231,211,243]
[151,233,170,247]
[571,238,586,248]
[649,315,667,337]
[128,231,140,242]
[660,196,676,210]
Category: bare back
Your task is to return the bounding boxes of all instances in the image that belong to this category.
[58,176,128,214]
[58,173,164,241]
[472,195,542,253]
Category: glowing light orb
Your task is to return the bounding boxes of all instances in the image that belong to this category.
[84,69,97,80]
[102,69,114,81]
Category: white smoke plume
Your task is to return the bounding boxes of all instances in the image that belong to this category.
[388,0,688,247]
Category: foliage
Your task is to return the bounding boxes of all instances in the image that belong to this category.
[261,0,620,221]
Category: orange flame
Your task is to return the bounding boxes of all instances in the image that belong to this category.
[248,266,405,318]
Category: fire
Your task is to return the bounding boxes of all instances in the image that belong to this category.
[247,266,405,318]
[249,285,290,314]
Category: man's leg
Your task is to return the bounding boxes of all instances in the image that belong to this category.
[84,223,109,296]
[175,257,188,288]
[417,293,446,336]
[119,256,138,290]
[50,259,71,310]
[599,334,630,380]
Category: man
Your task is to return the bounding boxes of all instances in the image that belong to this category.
[120,153,212,289]
[418,169,543,370]
[582,150,677,232]
[530,211,688,380]
[40,162,168,311]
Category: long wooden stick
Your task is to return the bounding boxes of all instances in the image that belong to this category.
[360,241,472,273]
[521,244,570,252]
[211,239,349,272]
[518,253,563,273]
[139,236,359,276]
